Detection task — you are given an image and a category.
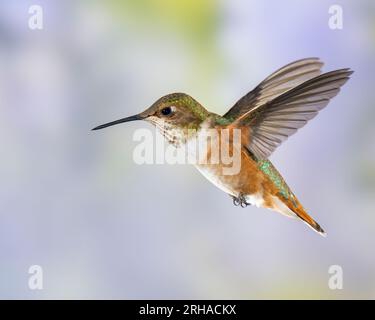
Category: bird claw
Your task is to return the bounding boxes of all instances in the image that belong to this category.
[232,193,250,208]
[240,201,249,208]
[233,197,241,206]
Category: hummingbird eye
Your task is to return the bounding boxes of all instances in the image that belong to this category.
[161,106,175,116]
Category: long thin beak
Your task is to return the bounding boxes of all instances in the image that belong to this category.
[92,114,144,131]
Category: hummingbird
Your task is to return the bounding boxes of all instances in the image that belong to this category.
[93,58,353,236]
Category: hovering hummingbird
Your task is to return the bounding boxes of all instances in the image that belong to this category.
[93,58,353,236]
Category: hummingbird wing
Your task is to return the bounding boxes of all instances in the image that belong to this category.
[234,69,353,160]
[224,58,324,120]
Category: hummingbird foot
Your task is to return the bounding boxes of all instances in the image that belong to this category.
[232,196,241,206]
[232,193,250,208]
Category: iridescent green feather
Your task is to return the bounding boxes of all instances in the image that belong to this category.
[155,93,209,128]
[257,159,297,207]
[214,116,232,126]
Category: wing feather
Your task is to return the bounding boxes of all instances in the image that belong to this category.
[224,58,324,120]
[236,68,353,159]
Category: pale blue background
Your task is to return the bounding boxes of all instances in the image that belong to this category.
[0,0,374,299]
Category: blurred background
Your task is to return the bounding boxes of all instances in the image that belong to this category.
[0,0,374,299]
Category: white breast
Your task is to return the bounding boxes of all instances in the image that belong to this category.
[195,164,236,197]
[245,193,264,208]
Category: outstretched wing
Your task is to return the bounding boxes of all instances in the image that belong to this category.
[224,58,324,120]
[234,69,353,160]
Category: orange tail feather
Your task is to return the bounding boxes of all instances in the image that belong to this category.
[290,201,326,236]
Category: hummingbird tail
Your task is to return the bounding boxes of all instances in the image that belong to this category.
[293,206,326,237]
[271,193,326,236]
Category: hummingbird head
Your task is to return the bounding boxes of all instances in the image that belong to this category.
[92,93,210,144]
